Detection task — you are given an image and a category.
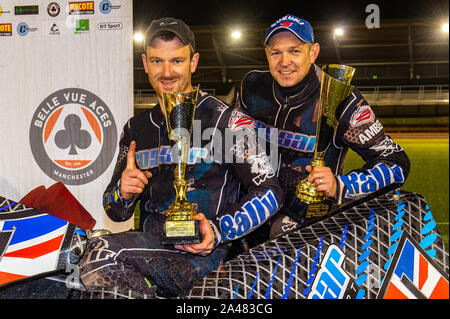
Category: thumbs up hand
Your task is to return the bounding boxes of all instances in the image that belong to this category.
[120,141,153,201]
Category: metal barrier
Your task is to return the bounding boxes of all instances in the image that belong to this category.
[134,88,217,109]
[359,84,449,106]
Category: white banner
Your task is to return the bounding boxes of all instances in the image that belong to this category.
[0,0,133,232]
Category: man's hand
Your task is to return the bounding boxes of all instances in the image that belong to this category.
[120,141,152,201]
[306,165,337,199]
[175,213,215,256]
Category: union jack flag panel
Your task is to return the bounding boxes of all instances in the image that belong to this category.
[378,233,449,299]
[0,197,76,287]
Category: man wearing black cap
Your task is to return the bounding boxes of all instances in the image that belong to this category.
[238,14,410,237]
[77,17,283,298]
[140,17,198,102]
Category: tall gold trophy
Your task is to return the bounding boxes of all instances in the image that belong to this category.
[161,87,202,245]
[295,64,355,218]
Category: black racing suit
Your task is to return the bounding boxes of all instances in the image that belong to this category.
[78,91,283,297]
[238,65,410,231]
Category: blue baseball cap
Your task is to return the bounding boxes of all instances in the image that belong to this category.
[264,14,314,45]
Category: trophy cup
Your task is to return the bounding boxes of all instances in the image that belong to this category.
[295,64,355,218]
[160,87,202,245]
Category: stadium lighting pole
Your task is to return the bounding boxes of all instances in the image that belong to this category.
[134,32,144,43]
[334,28,344,37]
[333,28,344,64]
[231,30,242,40]
[442,22,449,33]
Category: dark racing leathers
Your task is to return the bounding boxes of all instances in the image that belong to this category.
[238,65,410,230]
[78,92,283,297]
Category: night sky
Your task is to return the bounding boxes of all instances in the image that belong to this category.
[133,0,449,30]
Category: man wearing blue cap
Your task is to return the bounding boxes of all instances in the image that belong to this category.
[238,14,410,238]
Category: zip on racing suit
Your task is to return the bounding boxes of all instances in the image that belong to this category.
[78,91,283,297]
[238,64,410,233]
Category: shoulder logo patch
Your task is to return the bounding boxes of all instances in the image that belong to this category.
[350,105,375,127]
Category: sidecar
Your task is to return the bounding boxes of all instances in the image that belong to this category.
[1,185,448,299]
[78,187,449,300]
[182,188,449,299]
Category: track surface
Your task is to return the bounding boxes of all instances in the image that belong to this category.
[388,132,448,139]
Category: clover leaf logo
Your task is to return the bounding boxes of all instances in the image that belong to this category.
[54,114,91,155]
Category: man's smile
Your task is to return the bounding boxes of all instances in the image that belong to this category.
[279,70,296,75]
[159,78,178,89]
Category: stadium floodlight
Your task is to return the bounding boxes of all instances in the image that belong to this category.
[231,30,242,39]
[134,32,144,43]
[334,28,344,37]
[442,22,449,33]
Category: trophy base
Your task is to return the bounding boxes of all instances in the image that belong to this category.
[305,201,331,218]
[295,178,326,205]
[161,220,201,245]
[285,196,331,221]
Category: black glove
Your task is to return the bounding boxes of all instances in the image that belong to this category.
[280,193,308,225]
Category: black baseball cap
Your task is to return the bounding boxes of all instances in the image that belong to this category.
[143,17,196,52]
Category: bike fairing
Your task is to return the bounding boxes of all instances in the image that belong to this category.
[239,64,410,205]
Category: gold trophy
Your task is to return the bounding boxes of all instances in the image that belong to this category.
[295,64,355,218]
[161,87,202,245]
